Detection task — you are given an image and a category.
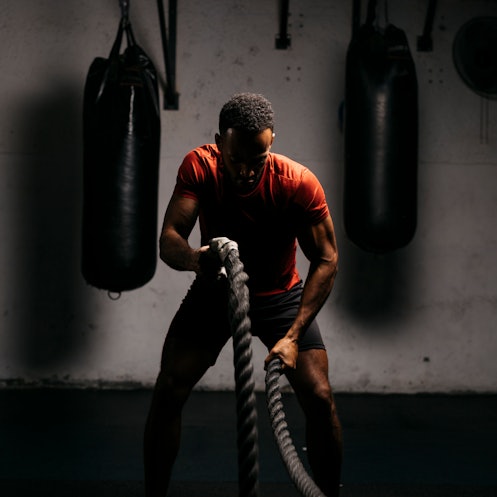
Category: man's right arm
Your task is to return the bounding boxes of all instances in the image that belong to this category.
[159,193,206,273]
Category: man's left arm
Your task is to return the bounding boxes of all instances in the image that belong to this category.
[264,214,338,369]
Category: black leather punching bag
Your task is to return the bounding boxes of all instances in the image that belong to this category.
[82,18,160,292]
[344,4,418,253]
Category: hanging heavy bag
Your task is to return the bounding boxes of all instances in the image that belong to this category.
[344,4,418,253]
[82,16,160,292]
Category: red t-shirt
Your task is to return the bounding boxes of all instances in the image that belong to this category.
[173,144,329,296]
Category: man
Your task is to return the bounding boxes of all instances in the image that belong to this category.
[144,93,342,496]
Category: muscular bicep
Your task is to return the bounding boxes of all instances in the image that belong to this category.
[297,214,338,268]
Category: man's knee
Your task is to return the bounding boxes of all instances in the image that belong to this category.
[152,369,194,411]
[302,381,334,417]
[297,373,336,420]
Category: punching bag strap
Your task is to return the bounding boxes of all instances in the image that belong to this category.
[125,22,137,46]
[106,5,137,77]
[109,23,124,62]
[116,0,136,49]
[365,0,391,30]
[95,20,124,102]
[100,6,135,100]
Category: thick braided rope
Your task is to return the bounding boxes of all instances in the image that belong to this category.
[210,237,323,497]
[211,238,259,497]
[266,358,326,497]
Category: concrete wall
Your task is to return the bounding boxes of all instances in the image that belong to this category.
[1,0,496,392]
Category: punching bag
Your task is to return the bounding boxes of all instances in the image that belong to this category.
[82,17,160,292]
[344,4,418,253]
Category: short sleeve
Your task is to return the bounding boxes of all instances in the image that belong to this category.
[294,169,329,225]
[173,149,208,201]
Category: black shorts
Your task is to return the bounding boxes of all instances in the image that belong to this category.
[166,276,325,357]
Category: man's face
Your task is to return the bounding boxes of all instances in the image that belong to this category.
[216,128,274,194]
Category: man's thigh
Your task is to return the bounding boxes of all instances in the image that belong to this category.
[159,277,232,383]
[250,283,326,352]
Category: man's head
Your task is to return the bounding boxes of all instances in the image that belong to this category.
[216,93,275,193]
[218,93,274,134]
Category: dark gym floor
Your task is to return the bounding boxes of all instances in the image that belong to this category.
[1,389,496,497]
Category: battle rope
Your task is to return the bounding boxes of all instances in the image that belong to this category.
[210,237,324,497]
[210,237,259,497]
[266,358,326,497]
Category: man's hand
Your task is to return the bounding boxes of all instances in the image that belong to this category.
[209,237,238,262]
[264,336,299,370]
[196,237,239,278]
[197,245,223,277]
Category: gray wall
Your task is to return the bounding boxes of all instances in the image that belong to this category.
[1,0,496,392]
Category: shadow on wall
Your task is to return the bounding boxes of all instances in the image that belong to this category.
[11,80,91,373]
[338,238,414,328]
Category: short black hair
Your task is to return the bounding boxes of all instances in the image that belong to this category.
[219,93,274,134]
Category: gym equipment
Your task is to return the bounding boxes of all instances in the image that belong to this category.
[344,0,418,253]
[212,237,324,497]
[82,8,160,292]
[453,16,497,99]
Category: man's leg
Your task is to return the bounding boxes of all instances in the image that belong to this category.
[143,334,218,497]
[285,348,343,497]
[144,277,231,496]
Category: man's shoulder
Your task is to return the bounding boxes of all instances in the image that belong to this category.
[270,152,306,177]
[268,153,328,220]
[185,144,220,163]
[180,144,221,177]
[269,152,321,186]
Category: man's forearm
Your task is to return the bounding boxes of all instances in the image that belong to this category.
[286,260,337,342]
[159,229,201,273]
